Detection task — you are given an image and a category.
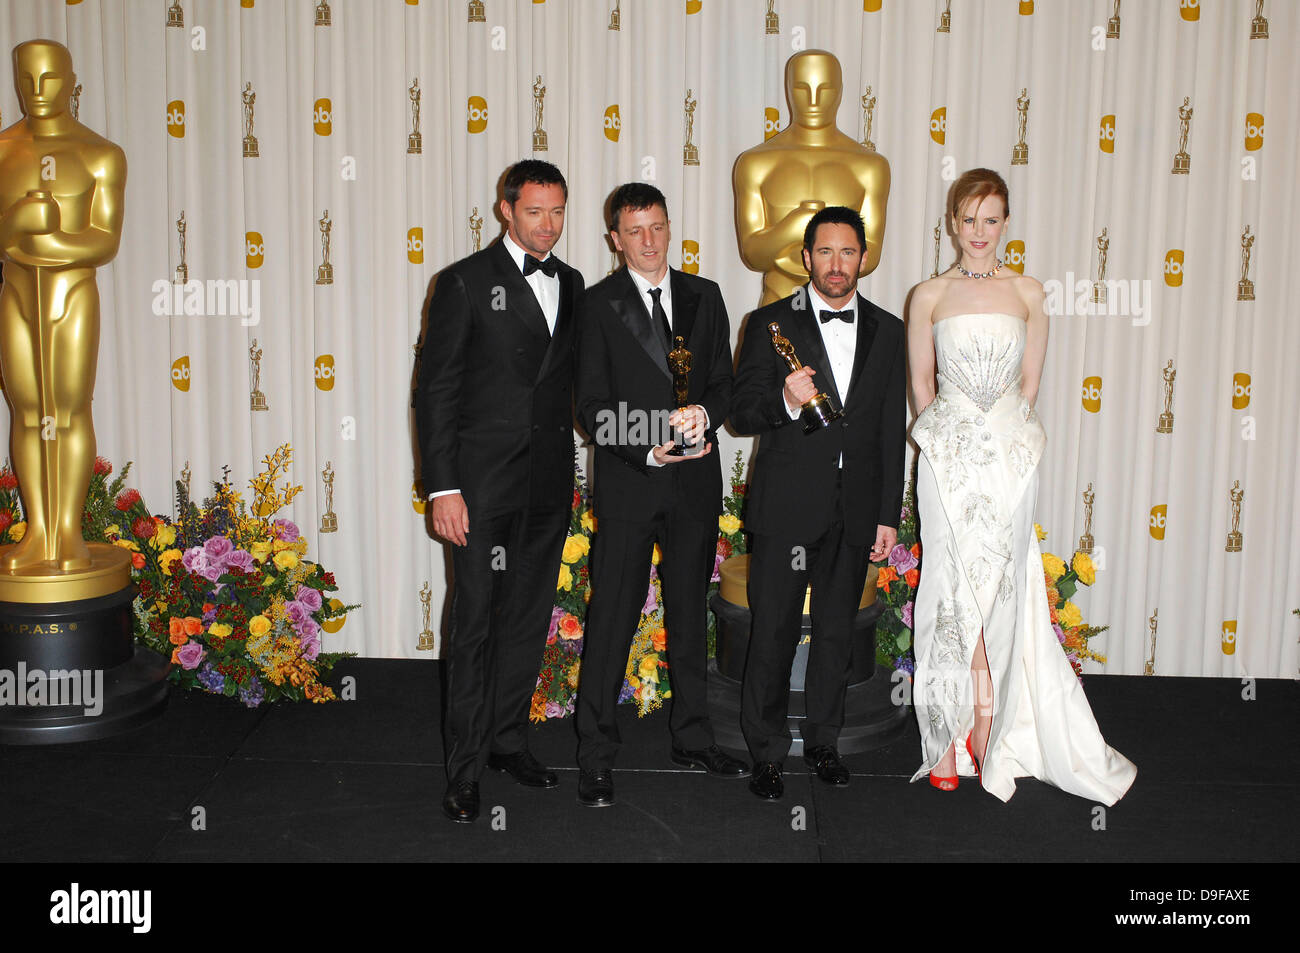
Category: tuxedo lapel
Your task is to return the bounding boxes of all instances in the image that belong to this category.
[843,292,880,410]
[537,262,576,381]
[787,285,841,405]
[489,240,551,346]
[669,268,700,352]
[609,268,671,382]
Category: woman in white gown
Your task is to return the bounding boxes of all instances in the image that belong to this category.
[906,169,1136,805]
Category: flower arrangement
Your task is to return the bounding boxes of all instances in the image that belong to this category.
[61,446,355,706]
[1038,527,1107,678]
[872,485,921,676]
[705,451,750,656]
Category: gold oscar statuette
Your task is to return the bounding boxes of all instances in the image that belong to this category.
[242,82,258,157]
[937,0,952,33]
[1107,0,1121,38]
[1156,359,1175,433]
[469,206,483,252]
[769,321,842,433]
[316,209,333,285]
[249,339,268,411]
[1078,483,1095,554]
[174,210,188,285]
[666,336,702,457]
[468,0,486,25]
[1171,97,1191,174]
[407,78,422,155]
[180,460,192,501]
[315,0,332,27]
[1225,481,1243,552]
[532,75,548,152]
[765,0,779,35]
[320,461,337,533]
[683,90,699,167]
[1011,88,1029,165]
[860,85,876,152]
[1238,225,1255,301]
[1092,227,1108,304]
[417,582,436,651]
[1251,0,1268,39]
[932,219,942,277]
[167,0,184,28]
[609,1,621,31]
[69,83,82,121]
[733,50,890,307]
[1145,609,1157,676]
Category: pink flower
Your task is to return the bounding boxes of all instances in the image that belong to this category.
[295,586,323,612]
[272,519,301,542]
[888,544,918,574]
[177,641,205,670]
[902,601,914,629]
[711,552,723,583]
[642,579,658,616]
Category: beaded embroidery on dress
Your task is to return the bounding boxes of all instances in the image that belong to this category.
[909,313,1136,804]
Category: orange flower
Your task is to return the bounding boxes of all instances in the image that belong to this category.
[1049,605,1060,626]
[170,647,183,664]
[905,568,920,588]
[558,614,583,641]
[651,626,667,652]
[877,566,898,584]
[131,551,146,570]
[168,617,188,645]
[183,616,203,636]
[1046,586,1060,607]
[910,543,921,558]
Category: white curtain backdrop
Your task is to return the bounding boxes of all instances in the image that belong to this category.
[0,0,1294,677]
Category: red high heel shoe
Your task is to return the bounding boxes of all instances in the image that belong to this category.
[965,734,982,780]
[929,770,958,791]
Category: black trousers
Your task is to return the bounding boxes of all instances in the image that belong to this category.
[741,483,870,763]
[442,504,568,784]
[576,504,717,770]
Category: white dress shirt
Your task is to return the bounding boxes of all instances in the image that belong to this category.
[786,284,857,466]
[502,231,560,334]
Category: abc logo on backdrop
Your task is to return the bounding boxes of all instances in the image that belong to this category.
[1232,372,1251,409]
[314,98,332,136]
[603,104,621,142]
[764,107,781,141]
[681,240,699,275]
[467,96,488,134]
[1081,376,1102,413]
[1004,240,1025,274]
[1179,0,1199,21]
[1244,113,1263,151]
[314,354,335,392]
[166,99,185,138]
[407,227,424,264]
[1164,249,1184,287]
[1221,620,1236,655]
[1099,115,1115,153]
[171,356,191,392]
[1149,504,1167,540]
[929,106,946,145]
[246,231,264,269]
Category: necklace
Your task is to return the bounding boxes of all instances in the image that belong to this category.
[956,258,1002,279]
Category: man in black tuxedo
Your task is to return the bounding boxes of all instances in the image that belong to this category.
[415,160,585,823]
[573,183,747,806]
[730,206,906,799]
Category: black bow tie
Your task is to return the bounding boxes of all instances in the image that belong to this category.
[819,309,854,324]
[522,254,558,277]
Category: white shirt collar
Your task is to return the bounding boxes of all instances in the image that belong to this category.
[627,266,671,300]
[805,282,858,318]
[502,231,552,274]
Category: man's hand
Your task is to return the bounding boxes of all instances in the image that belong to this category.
[431,493,470,547]
[668,404,708,445]
[870,524,898,563]
[651,440,713,465]
[783,366,817,412]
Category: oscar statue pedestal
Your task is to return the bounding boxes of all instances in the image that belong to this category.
[0,543,170,744]
[707,555,909,756]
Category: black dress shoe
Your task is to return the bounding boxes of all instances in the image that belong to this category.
[670,744,749,777]
[577,769,615,807]
[442,780,480,823]
[803,745,850,785]
[748,761,784,800]
[488,750,559,788]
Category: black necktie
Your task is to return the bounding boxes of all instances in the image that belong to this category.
[648,287,672,353]
[523,254,558,277]
[819,308,854,324]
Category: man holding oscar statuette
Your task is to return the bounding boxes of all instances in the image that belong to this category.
[574,183,746,806]
[415,160,584,823]
[730,207,906,799]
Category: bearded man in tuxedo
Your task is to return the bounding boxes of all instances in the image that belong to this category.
[415,160,584,823]
[730,205,906,799]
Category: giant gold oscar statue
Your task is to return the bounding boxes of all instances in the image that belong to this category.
[733,50,890,307]
[0,40,169,742]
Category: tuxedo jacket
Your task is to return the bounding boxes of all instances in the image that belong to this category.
[730,284,906,545]
[415,239,585,517]
[575,267,732,522]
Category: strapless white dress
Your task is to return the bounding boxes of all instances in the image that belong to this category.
[909,313,1136,804]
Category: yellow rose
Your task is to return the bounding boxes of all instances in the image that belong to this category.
[9,522,22,542]
[718,514,742,536]
[561,534,590,564]
[208,622,233,639]
[159,548,183,575]
[1071,551,1095,586]
[149,523,178,550]
[638,655,659,683]
[557,564,573,591]
[250,540,273,563]
[248,614,272,637]
[105,523,121,538]
[272,550,299,571]
[1058,601,1083,629]
[1034,523,1047,542]
[1041,552,1067,580]
[652,543,663,565]
[580,510,596,533]
[113,538,140,552]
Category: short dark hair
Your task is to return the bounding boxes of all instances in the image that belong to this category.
[503,159,568,206]
[803,206,867,255]
[607,182,668,232]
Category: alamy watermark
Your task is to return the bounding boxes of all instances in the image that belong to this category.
[151,278,261,326]
[0,663,103,717]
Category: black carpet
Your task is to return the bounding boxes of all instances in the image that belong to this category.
[0,658,1293,863]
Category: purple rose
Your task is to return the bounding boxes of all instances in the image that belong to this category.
[547,605,565,641]
[284,600,311,627]
[181,546,208,573]
[199,562,225,583]
[545,701,562,719]
[888,544,918,574]
[177,641,205,670]
[299,634,322,660]
[226,549,256,574]
[1053,623,1066,644]
[203,535,234,562]
[711,552,723,583]
[642,579,658,616]
[272,519,301,543]
[295,586,323,612]
[902,601,914,629]
[295,617,320,641]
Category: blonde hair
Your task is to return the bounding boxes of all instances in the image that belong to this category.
[948,168,1009,222]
